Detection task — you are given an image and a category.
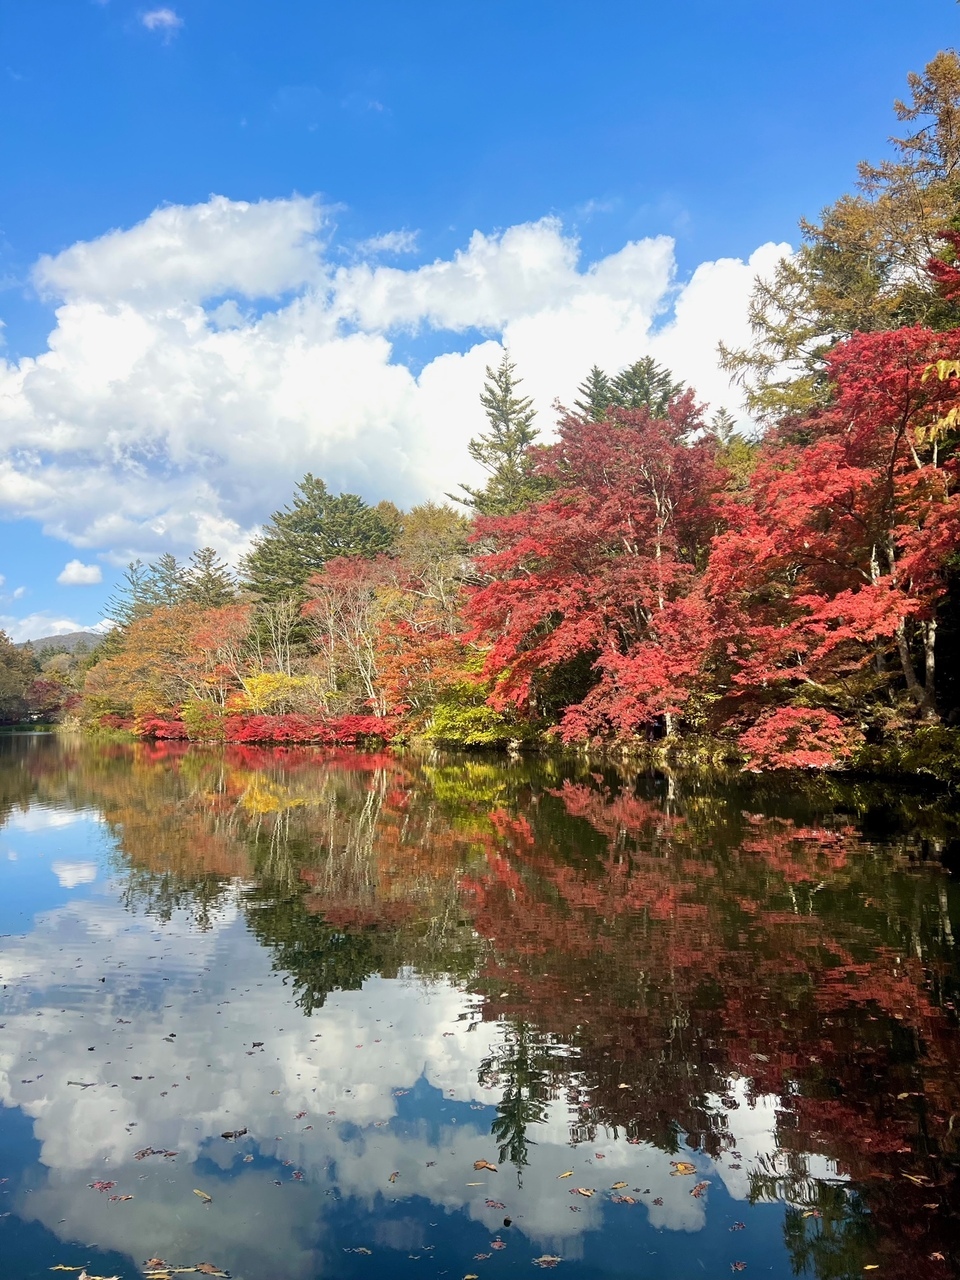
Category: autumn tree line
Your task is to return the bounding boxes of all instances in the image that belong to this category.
[5,50,960,772]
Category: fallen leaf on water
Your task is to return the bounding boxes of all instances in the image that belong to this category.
[474,1254,492,1261]
[388,1171,400,1183]
[464,1274,479,1279]
[670,1161,696,1176]
[610,1194,637,1204]
[730,1222,745,1231]
[901,1173,932,1186]
[143,1261,168,1271]
[193,1189,212,1204]
[195,1265,230,1276]
[610,1181,628,1190]
[594,1153,605,1159]
[484,1199,506,1209]
[108,1194,133,1202]
[243,1155,254,1163]
[473,1160,498,1172]
[220,1129,247,1141]
[557,1171,573,1179]
[652,1197,663,1206]
[571,1188,594,1198]
[344,1247,372,1255]
[802,1209,822,1219]
[690,1181,710,1198]
[88,1181,117,1193]
[533,1257,562,1269]
[466,1182,484,1186]
[77,1272,120,1280]
[731,1265,747,1274]
[490,1238,507,1250]
[930,1254,945,1263]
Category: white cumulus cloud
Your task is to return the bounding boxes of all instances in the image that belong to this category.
[142,8,182,33]
[57,559,103,585]
[0,612,89,643]
[0,193,789,566]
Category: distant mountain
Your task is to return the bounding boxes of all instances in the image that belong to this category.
[21,630,104,654]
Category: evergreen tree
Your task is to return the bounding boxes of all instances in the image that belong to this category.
[708,407,738,444]
[456,355,543,516]
[183,547,238,608]
[103,560,157,628]
[242,474,396,600]
[609,356,683,416]
[574,365,615,420]
[104,550,235,629]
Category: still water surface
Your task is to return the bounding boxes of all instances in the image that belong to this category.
[1,735,959,1280]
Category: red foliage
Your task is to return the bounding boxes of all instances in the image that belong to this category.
[468,394,722,740]
[128,711,397,745]
[739,707,863,770]
[708,325,960,734]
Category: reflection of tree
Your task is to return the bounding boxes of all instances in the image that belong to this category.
[781,1190,874,1280]
[245,888,395,1013]
[4,736,960,1275]
[478,1020,554,1182]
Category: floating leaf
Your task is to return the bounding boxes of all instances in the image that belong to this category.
[473,1160,498,1172]
[88,1181,117,1193]
[690,1180,710,1198]
[611,1181,628,1190]
[533,1258,562,1269]
[195,1266,230,1277]
[670,1161,696,1176]
[484,1199,506,1209]
[108,1194,133,1201]
[193,1189,212,1204]
[220,1129,247,1140]
[571,1187,594,1197]
[388,1171,400,1183]
[557,1171,573,1179]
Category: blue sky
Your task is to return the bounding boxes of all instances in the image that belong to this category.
[1,0,956,639]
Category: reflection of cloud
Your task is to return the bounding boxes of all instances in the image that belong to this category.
[51,860,97,888]
[707,1078,844,1202]
[4,806,102,833]
[0,864,840,1277]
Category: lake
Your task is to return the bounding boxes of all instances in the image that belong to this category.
[1,734,958,1280]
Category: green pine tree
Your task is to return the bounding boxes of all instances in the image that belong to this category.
[610,356,683,416]
[241,474,396,600]
[455,354,543,516]
[183,547,238,608]
[573,364,615,420]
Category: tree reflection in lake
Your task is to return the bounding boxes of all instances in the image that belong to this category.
[0,733,958,1280]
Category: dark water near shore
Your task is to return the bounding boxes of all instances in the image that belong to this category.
[1,735,959,1280]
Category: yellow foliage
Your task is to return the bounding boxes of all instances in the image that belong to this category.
[236,671,324,714]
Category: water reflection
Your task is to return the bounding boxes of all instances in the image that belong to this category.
[0,734,958,1279]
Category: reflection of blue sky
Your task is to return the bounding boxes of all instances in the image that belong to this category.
[0,805,844,1278]
[0,806,105,934]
